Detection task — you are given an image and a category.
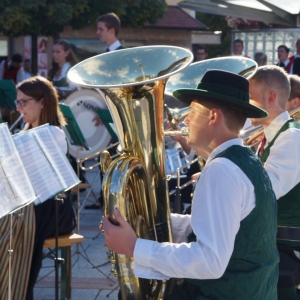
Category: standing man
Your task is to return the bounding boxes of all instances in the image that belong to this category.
[277,45,293,74]
[195,45,208,62]
[232,39,250,57]
[249,65,300,298]
[96,12,124,52]
[86,12,123,210]
[102,70,279,299]
[290,38,300,74]
[0,53,25,84]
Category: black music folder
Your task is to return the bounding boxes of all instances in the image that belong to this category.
[0,79,17,110]
[96,109,118,142]
[59,103,90,150]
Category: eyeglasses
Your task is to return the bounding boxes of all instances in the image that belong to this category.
[14,98,37,108]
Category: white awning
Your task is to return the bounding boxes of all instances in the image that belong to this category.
[178,0,300,26]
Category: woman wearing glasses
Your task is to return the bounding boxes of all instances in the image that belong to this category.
[0,76,76,300]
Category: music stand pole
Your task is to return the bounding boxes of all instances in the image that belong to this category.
[54,194,65,300]
[8,214,13,300]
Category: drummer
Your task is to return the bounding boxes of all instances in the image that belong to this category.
[102,70,279,299]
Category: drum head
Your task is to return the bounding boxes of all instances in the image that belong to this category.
[63,89,112,159]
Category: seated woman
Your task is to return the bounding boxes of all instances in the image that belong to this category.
[13,76,76,300]
[48,39,78,100]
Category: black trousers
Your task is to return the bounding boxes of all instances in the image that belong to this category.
[26,195,76,300]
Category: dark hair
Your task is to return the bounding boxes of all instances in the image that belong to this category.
[48,39,78,80]
[233,39,244,46]
[292,57,300,76]
[11,53,23,63]
[288,74,300,101]
[277,45,290,53]
[196,45,208,54]
[254,52,267,66]
[97,13,121,36]
[16,76,66,128]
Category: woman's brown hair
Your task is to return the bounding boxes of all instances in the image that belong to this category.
[16,76,66,128]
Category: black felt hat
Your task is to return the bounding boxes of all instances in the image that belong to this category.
[173,69,267,118]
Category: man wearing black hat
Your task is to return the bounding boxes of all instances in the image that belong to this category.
[250,65,300,299]
[102,70,279,299]
[0,53,25,84]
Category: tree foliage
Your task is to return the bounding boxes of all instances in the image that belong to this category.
[0,0,167,73]
[196,12,232,58]
[0,0,166,36]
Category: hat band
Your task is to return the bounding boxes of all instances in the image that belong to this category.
[196,82,249,103]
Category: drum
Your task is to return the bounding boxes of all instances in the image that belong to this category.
[63,89,112,159]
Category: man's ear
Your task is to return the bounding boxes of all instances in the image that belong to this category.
[268,91,276,104]
[293,97,300,108]
[209,108,219,123]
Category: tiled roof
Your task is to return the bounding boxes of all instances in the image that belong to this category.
[144,6,207,30]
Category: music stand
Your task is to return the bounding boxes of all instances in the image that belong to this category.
[59,104,90,232]
[96,109,118,142]
[57,104,115,282]
[0,80,17,127]
[0,80,16,110]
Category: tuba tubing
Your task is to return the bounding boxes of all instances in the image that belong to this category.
[68,50,259,300]
[68,45,193,300]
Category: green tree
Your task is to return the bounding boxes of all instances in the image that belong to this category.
[0,0,167,74]
[196,12,232,58]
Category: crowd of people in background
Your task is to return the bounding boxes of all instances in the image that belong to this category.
[2,11,300,300]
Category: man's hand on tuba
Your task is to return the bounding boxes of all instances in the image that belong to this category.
[101,208,137,257]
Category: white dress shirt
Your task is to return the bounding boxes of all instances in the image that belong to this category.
[263,111,300,199]
[107,40,122,52]
[53,62,77,93]
[134,138,256,280]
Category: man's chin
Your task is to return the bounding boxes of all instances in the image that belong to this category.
[250,118,260,126]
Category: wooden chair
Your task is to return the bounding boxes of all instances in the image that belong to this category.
[43,233,84,300]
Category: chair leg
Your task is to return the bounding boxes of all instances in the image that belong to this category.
[61,246,71,300]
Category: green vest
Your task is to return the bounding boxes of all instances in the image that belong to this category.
[187,145,278,300]
[261,120,300,247]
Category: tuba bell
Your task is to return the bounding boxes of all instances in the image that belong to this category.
[68,52,260,299]
[164,56,259,137]
[68,46,193,300]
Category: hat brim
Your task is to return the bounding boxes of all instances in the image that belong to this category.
[173,89,267,118]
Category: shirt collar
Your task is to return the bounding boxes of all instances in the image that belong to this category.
[264,111,291,144]
[282,58,290,67]
[107,40,121,51]
[206,138,243,164]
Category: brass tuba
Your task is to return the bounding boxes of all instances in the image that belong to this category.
[68,52,259,299]
[68,46,193,300]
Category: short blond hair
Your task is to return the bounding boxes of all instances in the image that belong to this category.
[288,74,300,101]
[251,65,290,109]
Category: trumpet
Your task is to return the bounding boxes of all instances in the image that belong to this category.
[240,106,300,146]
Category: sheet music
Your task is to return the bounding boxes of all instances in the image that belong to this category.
[0,124,36,218]
[30,125,79,190]
[13,132,63,204]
